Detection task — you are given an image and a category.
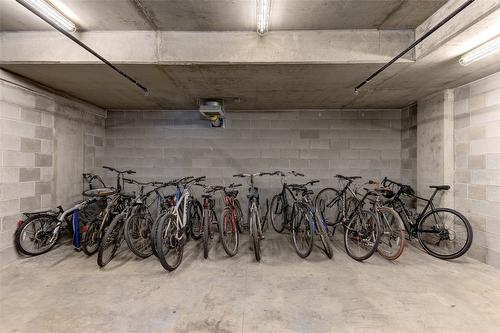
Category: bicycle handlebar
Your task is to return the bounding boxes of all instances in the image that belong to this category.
[102,165,136,174]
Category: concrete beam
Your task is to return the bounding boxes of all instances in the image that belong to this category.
[415,0,500,59]
[0,30,414,65]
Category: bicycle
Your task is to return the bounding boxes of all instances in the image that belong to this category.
[123,180,167,259]
[14,172,112,256]
[289,180,333,259]
[315,175,382,261]
[199,185,220,259]
[381,177,473,259]
[233,172,271,262]
[82,166,136,256]
[269,170,304,233]
[218,183,243,257]
[155,176,206,271]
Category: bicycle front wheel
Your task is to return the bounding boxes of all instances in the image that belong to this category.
[417,208,473,259]
[203,210,210,259]
[97,213,125,267]
[189,200,203,240]
[344,209,381,261]
[82,219,100,256]
[220,208,239,257]
[124,209,154,258]
[155,213,184,271]
[291,205,314,258]
[316,211,333,259]
[376,206,405,261]
[250,208,261,262]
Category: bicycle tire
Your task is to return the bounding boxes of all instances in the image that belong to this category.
[417,208,473,260]
[270,194,285,233]
[220,208,239,257]
[316,211,333,259]
[124,209,154,259]
[376,206,405,261]
[14,214,59,256]
[203,209,210,259]
[235,200,245,233]
[189,200,203,240]
[291,204,314,258]
[250,208,261,262]
[97,213,125,267]
[82,220,100,256]
[344,209,381,261]
[315,188,340,226]
[155,213,184,271]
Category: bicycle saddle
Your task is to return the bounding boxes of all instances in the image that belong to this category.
[23,209,59,217]
[429,185,450,191]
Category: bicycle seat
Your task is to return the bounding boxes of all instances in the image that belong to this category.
[23,209,59,217]
[302,189,314,196]
[336,174,361,181]
[202,193,212,198]
[429,185,450,191]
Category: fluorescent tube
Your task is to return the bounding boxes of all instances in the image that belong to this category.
[459,35,500,66]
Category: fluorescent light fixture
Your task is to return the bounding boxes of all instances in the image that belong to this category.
[256,0,271,35]
[19,0,76,32]
[459,35,500,66]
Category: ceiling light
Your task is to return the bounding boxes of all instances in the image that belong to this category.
[256,0,271,35]
[459,35,500,66]
[17,0,76,32]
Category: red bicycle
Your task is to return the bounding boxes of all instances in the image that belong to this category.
[217,183,243,257]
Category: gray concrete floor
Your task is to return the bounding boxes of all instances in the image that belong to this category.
[1,232,500,333]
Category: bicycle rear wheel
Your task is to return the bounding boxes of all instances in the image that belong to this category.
[417,208,473,259]
[235,199,245,233]
[376,206,405,260]
[155,213,184,271]
[97,213,124,267]
[270,194,286,233]
[220,208,239,257]
[344,209,381,261]
[291,205,313,258]
[15,214,59,256]
[315,188,340,226]
[124,209,154,258]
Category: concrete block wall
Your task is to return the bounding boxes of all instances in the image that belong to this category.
[103,109,403,201]
[401,103,417,189]
[453,72,500,269]
[0,71,105,265]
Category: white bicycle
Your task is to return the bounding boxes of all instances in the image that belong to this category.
[154,176,206,271]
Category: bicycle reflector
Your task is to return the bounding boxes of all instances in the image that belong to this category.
[17,219,25,228]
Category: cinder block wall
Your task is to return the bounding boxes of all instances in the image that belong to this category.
[0,72,105,265]
[401,104,417,189]
[102,110,403,201]
[453,72,500,269]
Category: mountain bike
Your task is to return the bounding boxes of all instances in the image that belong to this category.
[14,172,112,256]
[155,176,206,271]
[289,180,333,259]
[123,180,168,259]
[269,170,304,233]
[315,175,382,261]
[233,172,271,262]
[382,177,473,259]
[82,166,136,256]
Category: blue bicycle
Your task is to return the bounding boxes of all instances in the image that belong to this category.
[290,181,333,259]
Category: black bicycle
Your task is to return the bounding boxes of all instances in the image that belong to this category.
[269,170,304,233]
[381,178,473,259]
[289,180,333,259]
[315,175,382,261]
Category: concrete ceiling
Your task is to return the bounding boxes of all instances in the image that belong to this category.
[1,0,499,111]
[0,0,448,31]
